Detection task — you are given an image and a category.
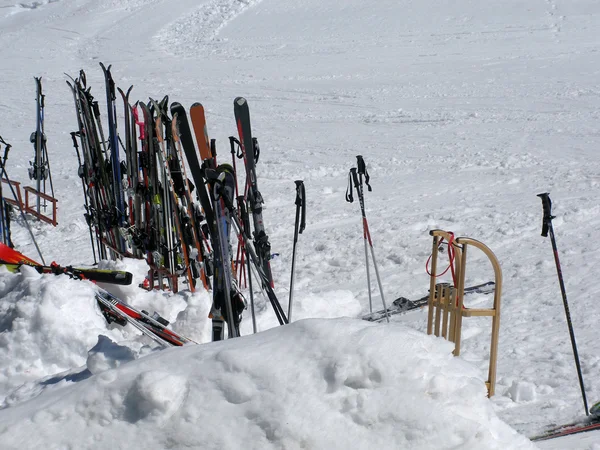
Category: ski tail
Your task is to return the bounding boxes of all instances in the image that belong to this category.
[531,417,600,441]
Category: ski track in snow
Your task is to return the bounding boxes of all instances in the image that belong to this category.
[155,0,265,54]
[0,0,600,447]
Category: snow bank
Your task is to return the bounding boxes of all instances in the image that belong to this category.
[0,317,534,449]
[0,265,124,405]
[0,265,207,406]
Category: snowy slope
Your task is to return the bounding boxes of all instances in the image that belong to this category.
[0,0,600,447]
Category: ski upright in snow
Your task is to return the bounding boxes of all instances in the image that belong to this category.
[233,97,274,287]
[362,281,496,322]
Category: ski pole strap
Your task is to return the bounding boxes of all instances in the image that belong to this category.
[425,234,457,280]
[0,136,11,167]
[252,138,260,164]
[537,192,554,237]
[356,155,372,192]
[294,180,306,234]
[0,135,10,151]
[229,136,243,159]
[345,168,356,203]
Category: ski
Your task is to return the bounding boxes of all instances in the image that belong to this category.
[29,76,55,218]
[0,241,40,265]
[233,97,274,287]
[99,63,127,253]
[152,103,193,287]
[531,400,600,441]
[362,281,496,322]
[212,175,288,326]
[1,262,132,286]
[187,104,244,340]
[95,288,194,347]
[531,417,600,441]
[0,242,133,285]
[210,164,244,338]
[173,102,216,243]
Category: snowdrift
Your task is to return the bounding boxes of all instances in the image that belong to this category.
[0,273,533,450]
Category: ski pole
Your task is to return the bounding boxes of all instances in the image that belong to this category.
[0,141,9,246]
[346,156,389,322]
[538,192,589,416]
[347,166,373,313]
[288,180,306,323]
[0,136,45,265]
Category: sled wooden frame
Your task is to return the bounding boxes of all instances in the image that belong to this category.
[23,186,58,226]
[146,265,180,294]
[1,178,23,208]
[426,229,502,397]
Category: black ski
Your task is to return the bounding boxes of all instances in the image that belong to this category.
[1,262,133,286]
[233,97,274,287]
[170,102,216,241]
[362,281,496,322]
[215,179,288,326]
[209,164,247,339]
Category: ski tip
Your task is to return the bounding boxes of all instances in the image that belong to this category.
[190,102,204,109]
[234,97,247,106]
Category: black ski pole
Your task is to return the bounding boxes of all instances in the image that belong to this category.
[288,180,306,323]
[538,192,589,416]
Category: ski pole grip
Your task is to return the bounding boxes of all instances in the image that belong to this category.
[355,155,372,191]
[229,136,236,155]
[537,192,553,237]
[356,155,366,175]
[294,180,304,206]
[294,180,306,234]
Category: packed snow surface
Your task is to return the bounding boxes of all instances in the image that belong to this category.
[0,0,600,447]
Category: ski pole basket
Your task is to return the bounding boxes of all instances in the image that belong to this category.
[426,229,502,397]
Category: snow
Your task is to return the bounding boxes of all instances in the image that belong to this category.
[0,0,599,447]
[0,316,534,449]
